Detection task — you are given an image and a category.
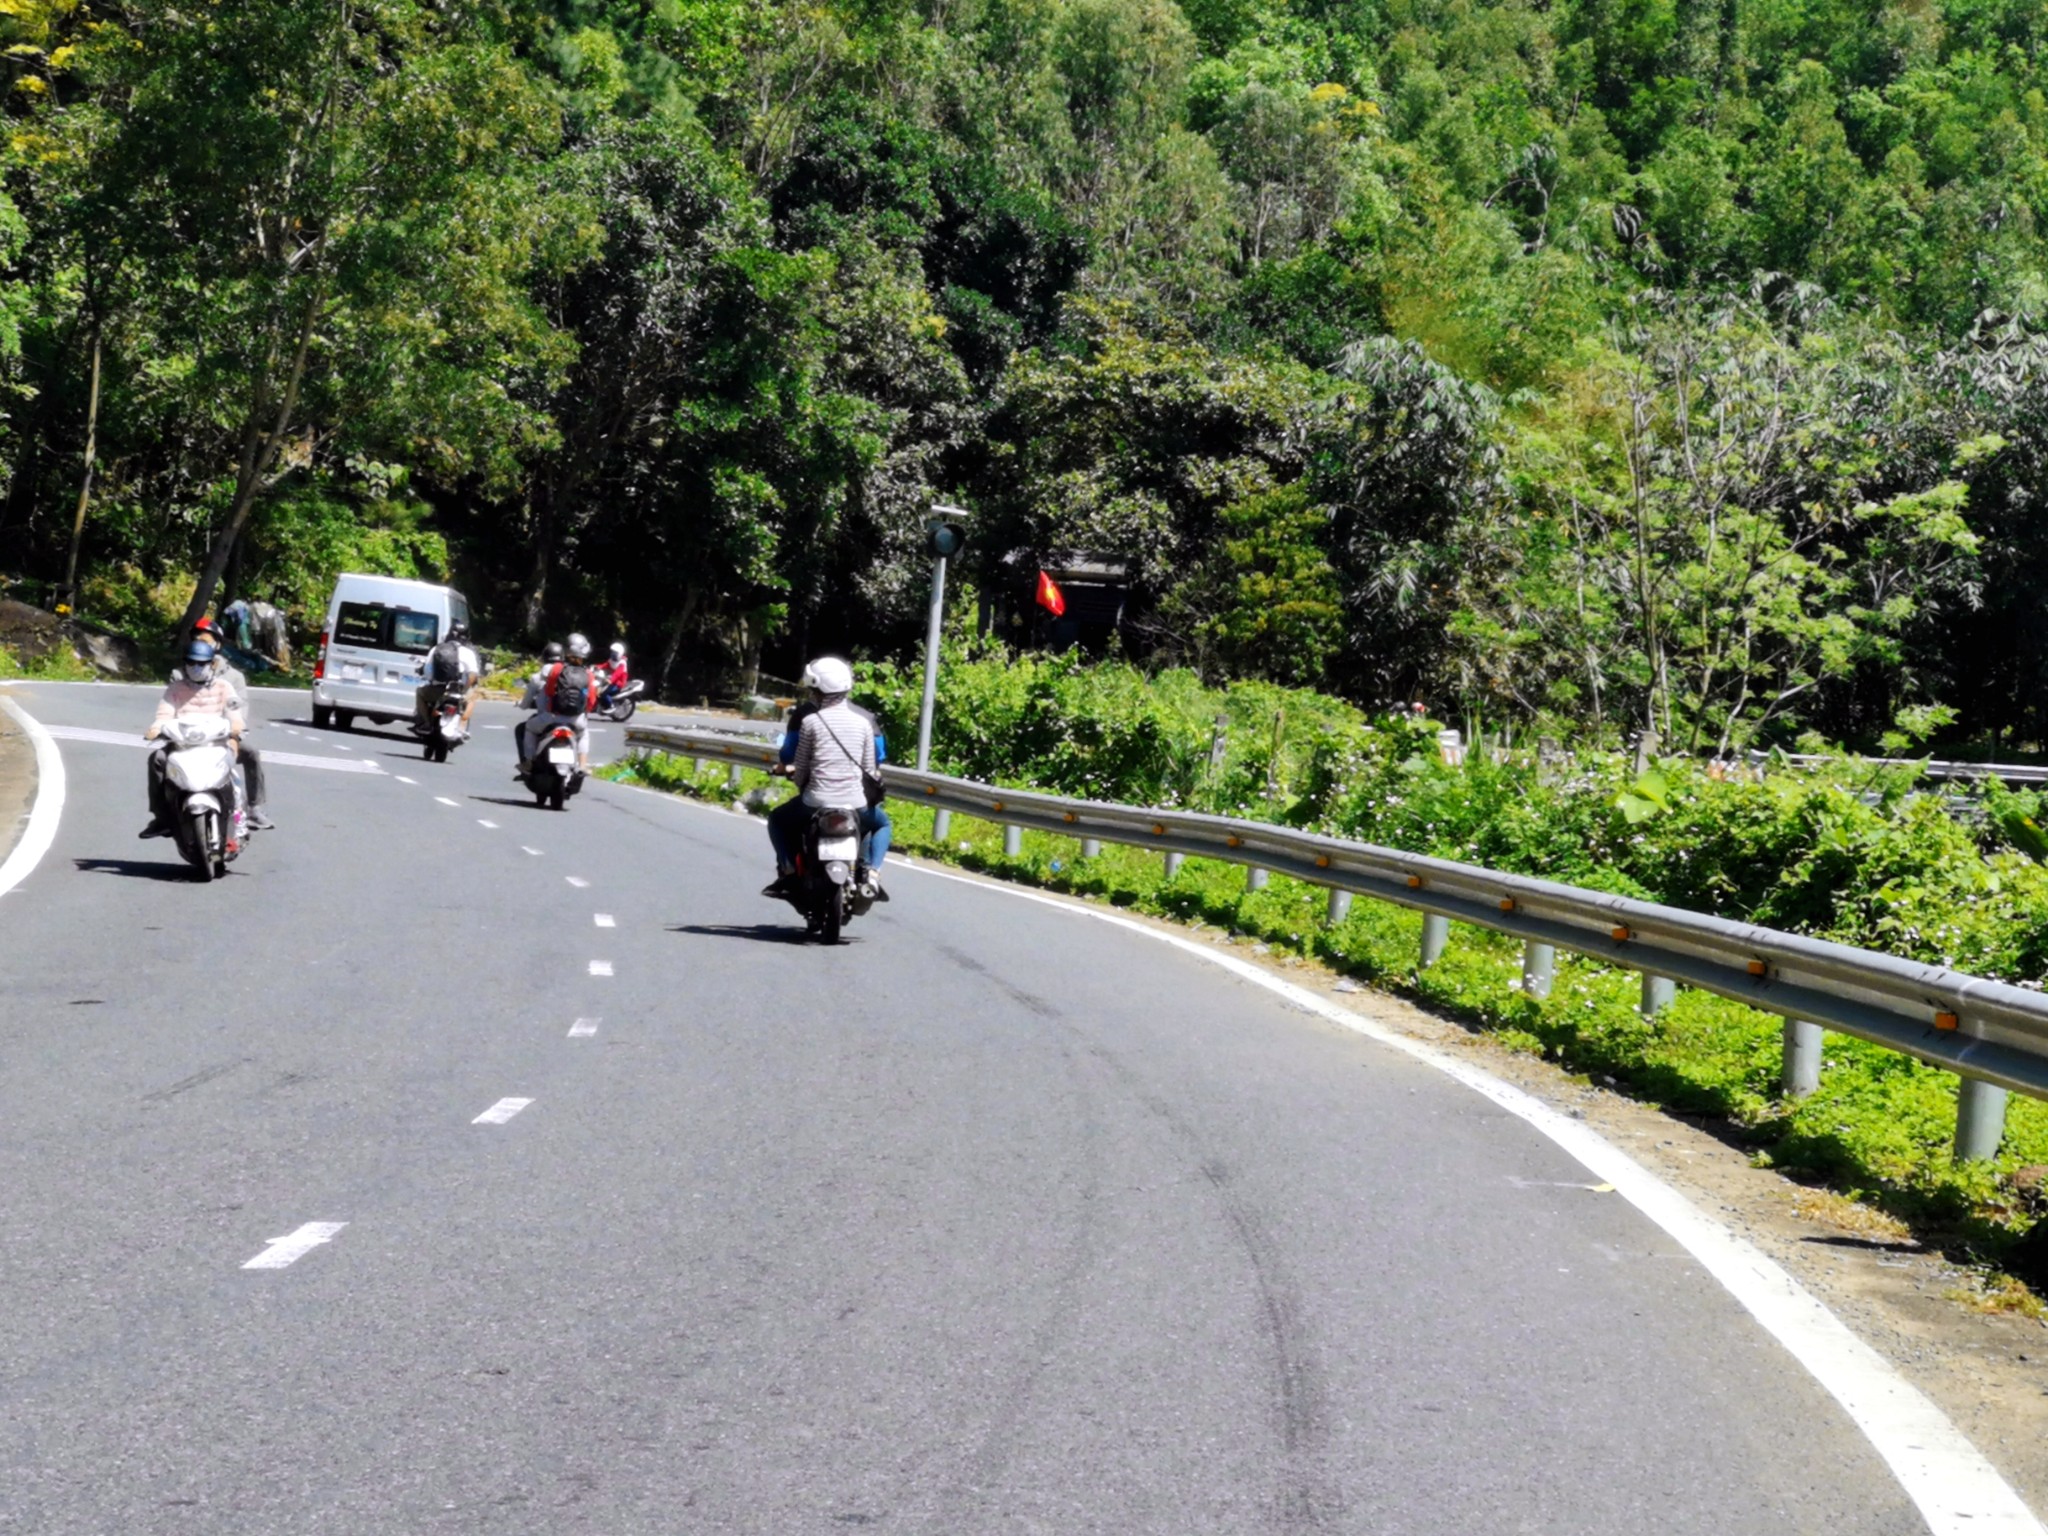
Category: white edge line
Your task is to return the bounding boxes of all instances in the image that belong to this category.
[0,696,67,900]
[890,858,2043,1536]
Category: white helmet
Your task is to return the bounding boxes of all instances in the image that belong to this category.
[802,655,853,695]
[609,641,626,660]
[566,632,591,661]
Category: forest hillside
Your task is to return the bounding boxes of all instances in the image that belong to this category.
[1,0,2045,751]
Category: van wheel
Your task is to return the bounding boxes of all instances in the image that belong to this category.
[334,711,354,731]
[312,705,333,729]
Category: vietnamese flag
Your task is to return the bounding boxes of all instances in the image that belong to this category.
[1035,569,1067,616]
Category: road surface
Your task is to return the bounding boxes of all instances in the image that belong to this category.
[0,681,1943,1533]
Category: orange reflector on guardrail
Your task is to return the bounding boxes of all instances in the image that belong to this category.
[1747,960,1768,976]
[1612,926,1631,942]
[1406,875,1423,889]
[1935,1011,1960,1032]
[1499,897,1516,913]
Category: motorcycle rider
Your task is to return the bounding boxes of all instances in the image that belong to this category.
[599,641,631,708]
[763,656,887,900]
[415,620,481,738]
[516,635,598,776]
[139,638,246,839]
[192,616,274,830]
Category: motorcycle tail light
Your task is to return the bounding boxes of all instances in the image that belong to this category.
[820,809,860,836]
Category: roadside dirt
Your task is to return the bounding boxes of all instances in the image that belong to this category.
[0,689,38,868]
[907,862,2048,1513]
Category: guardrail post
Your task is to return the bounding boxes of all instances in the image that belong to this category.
[1079,837,1101,860]
[693,757,707,775]
[726,763,742,790]
[1326,889,1351,925]
[1419,913,1449,968]
[1164,851,1184,878]
[1955,1076,2009,1163]
[1246,867,1268,892]
[1781,1018,1823,1098]
[1641,974,1676,1017]
[1003,824,1022,858]
[932,808,951,842]
[1521,941,1555,1000]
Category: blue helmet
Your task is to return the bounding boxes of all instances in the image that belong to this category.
[182,639,216,680]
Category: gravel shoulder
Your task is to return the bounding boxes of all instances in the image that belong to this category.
[901,855,2048,1516]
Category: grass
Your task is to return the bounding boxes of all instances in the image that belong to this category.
[0,642,98,682]
[604,747,2048,1285]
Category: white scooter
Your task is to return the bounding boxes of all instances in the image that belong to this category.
[156,717,248,881]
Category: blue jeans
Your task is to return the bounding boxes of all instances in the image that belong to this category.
[768,798,891,872]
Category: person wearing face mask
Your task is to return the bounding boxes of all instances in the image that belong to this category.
[139,639,246,839]
[192,616,273,830]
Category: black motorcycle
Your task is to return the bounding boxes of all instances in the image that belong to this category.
[782,805,867,944]
[416,681,468,763]
[522,721,586,811]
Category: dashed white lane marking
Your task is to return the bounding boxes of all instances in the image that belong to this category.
[522,846,542,856]
[566,876,589,888]
[569,1017,599,1037]
[478,819,498,829]
[472,1098,533,1125]
[396,775,418,785]
[895,858,2046,1536]
[589,959,613,977]
[333,743,351,751]
[482,724,508,730]
[594,914,615,928]
[242,1222,347,1270]
[435,796,459,807]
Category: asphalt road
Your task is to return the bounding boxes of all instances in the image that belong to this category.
[0,681,1936,1534]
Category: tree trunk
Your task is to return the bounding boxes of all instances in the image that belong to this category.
[177,287,322,636]
[656,591,700,702]
[520,494,550,640]
[58,318,104,611]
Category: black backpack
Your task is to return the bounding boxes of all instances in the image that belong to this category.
[427,639,463,682]
[550,662,591,716]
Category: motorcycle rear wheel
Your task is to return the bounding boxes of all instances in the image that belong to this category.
[822,886,844,945]
[610,698,636,722]
[550,786,566,812]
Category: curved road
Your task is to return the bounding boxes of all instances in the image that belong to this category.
[0,681,1962,1532]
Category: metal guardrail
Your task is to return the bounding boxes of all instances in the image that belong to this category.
[627,723,2046,1162]
[1744,748,2048,786]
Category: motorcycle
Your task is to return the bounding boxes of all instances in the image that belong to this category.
[522,721,585,811]
[779,804,868,944]
[415,681,468,763]
[593,677,643,723]
[156,717,248,881]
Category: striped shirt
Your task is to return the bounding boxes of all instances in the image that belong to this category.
[793,699,877,809]
[151,672,245,735]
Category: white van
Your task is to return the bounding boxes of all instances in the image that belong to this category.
[310,573,471,730]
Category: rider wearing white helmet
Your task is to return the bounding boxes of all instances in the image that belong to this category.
[764,655,892,901]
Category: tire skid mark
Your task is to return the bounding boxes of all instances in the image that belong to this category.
[931,940,1339,1530]
[140,1059,248,1105]
[909,945,1106,1531]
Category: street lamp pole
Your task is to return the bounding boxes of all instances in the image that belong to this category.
[916,505,971,772]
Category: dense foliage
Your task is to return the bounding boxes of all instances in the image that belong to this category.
[2,0,2047,750]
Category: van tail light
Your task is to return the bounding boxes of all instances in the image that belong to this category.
[313,630,328,681]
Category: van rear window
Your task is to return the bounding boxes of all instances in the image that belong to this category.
[334,601,439,655]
